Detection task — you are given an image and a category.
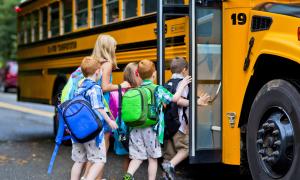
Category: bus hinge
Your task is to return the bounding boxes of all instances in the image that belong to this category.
[226,112,236,128]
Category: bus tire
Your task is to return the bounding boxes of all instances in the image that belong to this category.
[247,79,300,180]
[53,110,58,137]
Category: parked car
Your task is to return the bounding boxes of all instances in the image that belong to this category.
[2,61,18,92]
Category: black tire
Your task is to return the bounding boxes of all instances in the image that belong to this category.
[247,79,300,180]
[52,82,65,137]
[53,109,59,137]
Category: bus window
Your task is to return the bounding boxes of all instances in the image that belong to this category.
[32,11,39,42]
[92,0,103,26]
[26,15,31,43]
[123,0,137,19]
[143,0,157,14]
[195,7,221,150]
[50,2,60,37]
[63,0,72,33]
[76,0,88,28]
[41,7,48,40]
[164,0,184,4]
[18,16,25,44]
[107,0,119,23]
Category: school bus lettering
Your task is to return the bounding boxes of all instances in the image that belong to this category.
[57,41,77,52]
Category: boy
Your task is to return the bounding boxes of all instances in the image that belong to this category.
[162,57,210,180]
[123,59,192,180]
[71,56,118,180]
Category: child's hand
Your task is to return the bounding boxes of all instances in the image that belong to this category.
[108,120,118,130]
[181,76,192,87]
[121,81,131,89]
[197,92,211,106]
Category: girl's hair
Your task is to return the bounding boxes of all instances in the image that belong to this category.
[91,34,118,69]
[123,62,139,88]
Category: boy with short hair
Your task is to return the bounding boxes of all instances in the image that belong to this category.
[71,56,118,180]
[123,59,192,180]
[162,57,210,180]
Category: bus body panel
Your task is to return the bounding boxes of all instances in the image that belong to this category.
[222,0,300,165]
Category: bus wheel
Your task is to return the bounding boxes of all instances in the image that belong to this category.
[53,108,59,137]
[247,79,300,180]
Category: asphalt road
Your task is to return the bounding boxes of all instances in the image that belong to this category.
[0,92,187,180]
[0,92,252,180]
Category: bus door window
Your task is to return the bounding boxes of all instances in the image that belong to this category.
[107,0,119,23]
[41,7,48,40]
[32,11,39,42]
[92,0,103,26]
[143,0,157,14]
[26,14,31,44]
[123,0,137,19]
[63,0,73,33]
[50,2,60,37]
[195,6,222,150]
[76,0,88,28]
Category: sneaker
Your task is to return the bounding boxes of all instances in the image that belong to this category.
[123,173,134,180]
[162,161,175,180]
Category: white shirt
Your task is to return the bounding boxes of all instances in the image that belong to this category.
[171,73,189,134]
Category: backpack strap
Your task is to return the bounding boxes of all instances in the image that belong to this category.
[117,85,122,127]
[143,85,156,105]
[48,107,71,174]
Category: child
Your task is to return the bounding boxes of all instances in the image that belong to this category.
[110,62,142,171]
[123,60,192,180]
[162,57,210,180]
[71,56,118,180]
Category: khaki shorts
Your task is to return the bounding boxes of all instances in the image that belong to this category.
[163,131,189,161]
[129,127,162,160]
[72,138,106,163]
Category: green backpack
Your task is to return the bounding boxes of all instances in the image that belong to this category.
[121,85,158,128]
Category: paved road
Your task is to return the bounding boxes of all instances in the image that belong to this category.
[0,92,187,180]
[0,92,252,180]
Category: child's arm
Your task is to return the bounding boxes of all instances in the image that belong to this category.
[177,90,211,106]
[177,97,189,107]
[172,76,192,103]
[101,62,131,92]
[97,108,118,130]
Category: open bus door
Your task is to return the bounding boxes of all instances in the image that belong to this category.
[157,0,222,164]
[189,0,222,163]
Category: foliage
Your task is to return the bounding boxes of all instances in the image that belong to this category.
[0,0,20,62]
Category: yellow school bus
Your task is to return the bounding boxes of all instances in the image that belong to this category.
[17,0,300,179]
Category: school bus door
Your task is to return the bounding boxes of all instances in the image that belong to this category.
[189,0,222,163]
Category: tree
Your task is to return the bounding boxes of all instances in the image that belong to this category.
[0,0,20,64]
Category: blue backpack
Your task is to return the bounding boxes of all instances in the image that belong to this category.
[48,83,103,174]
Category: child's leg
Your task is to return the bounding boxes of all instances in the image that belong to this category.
[71,143,87,180]
[123,156,130,171]
[71,162,85,180]
[148,158,158,180]
[82,162,92,179]
[170,149,188,167]
[170,132,189,167]
[127,159,143,175]
[104,132,110,152]
[95,132,110,179]
[86,162,105,180]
